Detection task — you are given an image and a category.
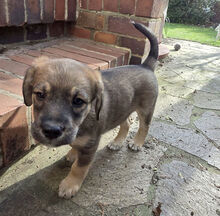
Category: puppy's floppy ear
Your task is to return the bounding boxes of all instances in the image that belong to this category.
[22,66,35,106]
[22,56,49,106]
[95,79,104,120]
[91,70,104,121]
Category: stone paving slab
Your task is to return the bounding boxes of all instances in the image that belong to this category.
[72,144,166,209]
[149,121,220,169]
[154,93,193,125]
[194,111,220,147]
[154,160,220,216]
[193,90,220,110]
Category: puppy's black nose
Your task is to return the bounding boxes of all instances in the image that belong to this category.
[41,122,65,139]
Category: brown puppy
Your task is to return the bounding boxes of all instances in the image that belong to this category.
[22,22,158,199]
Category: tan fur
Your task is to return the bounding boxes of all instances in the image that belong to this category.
[66,148,77,163]
[32,56,50,67]
[108,120,129,150]
[59,159,90,199]
[70,136,90,148]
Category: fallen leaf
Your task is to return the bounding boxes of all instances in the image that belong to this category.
[153,203,162,216]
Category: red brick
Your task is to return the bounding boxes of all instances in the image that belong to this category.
[159,44,169,60]
[108,16,148,39]
[66,22,73,35]
[151,0,169,18]
[0,105,29,166]
[94,32,117,45]
[123,52,130,65]
[130,56,142,65]
[79,0,87,9]
[55,44,116,67]
[0,27,24,44]
[156,20,162,41]
[89,0,102,11]
[94,42,130,65]
[0,94,22,116]
[0,59,28,77]
[8,0,25,26]
[26,0,41,24]
[77,11,95,28]
[43,47,108,70]
[136,0,169,18]
[42,0,54,23]
[67,38,130,59]
[103,0,118,12]
[0,1,7,26]
[49,22,65,37]
[119,0,135,15]
[120,37,146,56]
[27,24,47,40]
[67,0,77,21]
[158,20,165,43]
[0,156,3,168]
[135,0,153,17]
[27,50,62,59]
[0,72,23,96]
[10,54,34,66]
[26,50,98,70]
[70,26,91,39]
[55,0,65,20]
[67,41,125,66]
[77,11,97,28]
[77,11,105,30]
[148,21,157,35]
[96,15,105,30]
[89,41,130,65]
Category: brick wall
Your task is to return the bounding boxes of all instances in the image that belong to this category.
[0,0,77,44]
[69,0,169,64]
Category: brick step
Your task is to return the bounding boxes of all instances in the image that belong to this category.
[159,44,169,60]
[0,37,130,168]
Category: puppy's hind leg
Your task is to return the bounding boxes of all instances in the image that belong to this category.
[108,120,129,150]
[128,110,153,151]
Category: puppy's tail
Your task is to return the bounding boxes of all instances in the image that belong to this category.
[131,21,158,71]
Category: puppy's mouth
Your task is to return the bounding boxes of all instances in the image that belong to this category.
[31,122,78,146]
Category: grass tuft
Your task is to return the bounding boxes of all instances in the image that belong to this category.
[164,23,220,47]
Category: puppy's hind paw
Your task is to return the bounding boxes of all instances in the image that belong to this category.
[128,143,142,152]
[107,141,123,151]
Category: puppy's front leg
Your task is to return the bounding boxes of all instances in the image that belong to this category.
[59,137,99,199]
[59,157,89,199]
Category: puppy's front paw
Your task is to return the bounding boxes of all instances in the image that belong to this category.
[128,143,142,152]
[107,141,123,151]
[58,175,82,199]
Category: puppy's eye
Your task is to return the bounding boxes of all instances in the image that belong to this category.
[72,97,85,107]
[35,92,46,100]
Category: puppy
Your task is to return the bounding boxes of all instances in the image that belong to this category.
[22,22,158,199]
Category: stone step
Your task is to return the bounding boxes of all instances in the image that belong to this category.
[0,37,130,168]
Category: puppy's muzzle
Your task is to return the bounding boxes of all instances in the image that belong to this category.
[41,121,65,140]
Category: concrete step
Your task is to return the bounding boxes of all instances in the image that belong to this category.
[0,37,130,168]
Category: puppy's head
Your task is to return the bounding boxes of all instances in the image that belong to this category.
[23,56,103,146]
